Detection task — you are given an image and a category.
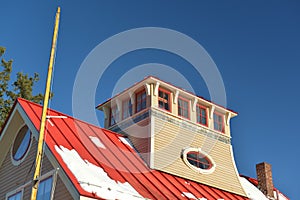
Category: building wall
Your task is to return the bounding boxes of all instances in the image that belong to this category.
[122,117,151,166]
[152,111,247,197]
[98,78,245,196]
[0,112,74,200]
[106,106,246,196]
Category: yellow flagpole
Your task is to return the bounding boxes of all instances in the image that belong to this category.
[30,7,60,200]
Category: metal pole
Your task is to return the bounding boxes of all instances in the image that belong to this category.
[30,7,60,200]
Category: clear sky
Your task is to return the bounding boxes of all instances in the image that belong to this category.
[1,1,299,199]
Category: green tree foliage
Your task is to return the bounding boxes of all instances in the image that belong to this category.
[0,46,46,127]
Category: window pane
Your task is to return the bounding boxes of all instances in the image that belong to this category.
[122,99,132,119]
[8,191,22,200]
[110,107,119,126]
[37,176,53,200]
[136,90,146,112]
[213,112,224,133]
[159,90,163,98]
[186,152,211,170]
[13,126,31,161]
[158,89,170,111]
[141,93,146,110]
[178,98,189,118]
[201,108,207,125]
[110,109,115,126]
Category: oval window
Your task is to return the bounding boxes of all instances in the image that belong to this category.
[187,151,212,170]
[12,125,31,162]
[182,148,216,174]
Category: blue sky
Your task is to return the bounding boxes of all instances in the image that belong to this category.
[1,1,299,199]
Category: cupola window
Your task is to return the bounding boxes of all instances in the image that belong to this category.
[196,104,207,126]
[122,98,132,119]
[213,111,224,133]
[136,89,146,113]
[158,88,171,112]
[110,106,119,126]
[178,97,189,119]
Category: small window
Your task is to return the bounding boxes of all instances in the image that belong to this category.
[7,191,22,200]
[182,148,216,174]
[136,89,147,113]
[196,105,207,126]
[213,112,224,133]
[37,176,53,200]
[178,97,189,119]
[12,125,31,164]
[110,106,119,126]
[158,88,171,112]
[122,99,132,119]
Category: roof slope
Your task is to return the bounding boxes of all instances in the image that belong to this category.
[240,176,289,200]
[18,98,248,200]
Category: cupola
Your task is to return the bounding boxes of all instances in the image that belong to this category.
[97,76,247,197]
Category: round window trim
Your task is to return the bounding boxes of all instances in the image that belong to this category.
[182,147,216,174]
[11,125,32,166]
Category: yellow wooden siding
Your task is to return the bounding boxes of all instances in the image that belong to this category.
[153,116,247,197]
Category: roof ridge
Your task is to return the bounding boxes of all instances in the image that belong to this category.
[16,97,125,138]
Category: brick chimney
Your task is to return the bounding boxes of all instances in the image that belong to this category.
[256,162,274,199]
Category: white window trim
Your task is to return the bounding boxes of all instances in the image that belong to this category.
[11,124,32,166]
[6,188,24,200]
[182,147,216,174]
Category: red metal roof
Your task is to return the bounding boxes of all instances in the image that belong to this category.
[18,98,247,200]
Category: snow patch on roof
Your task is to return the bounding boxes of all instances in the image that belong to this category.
[55,145,143,200]
[119,137,133,148]
[184,181,190,185]
[240,177,268,200]
[182,192,197,199]
[89,136,105,149]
